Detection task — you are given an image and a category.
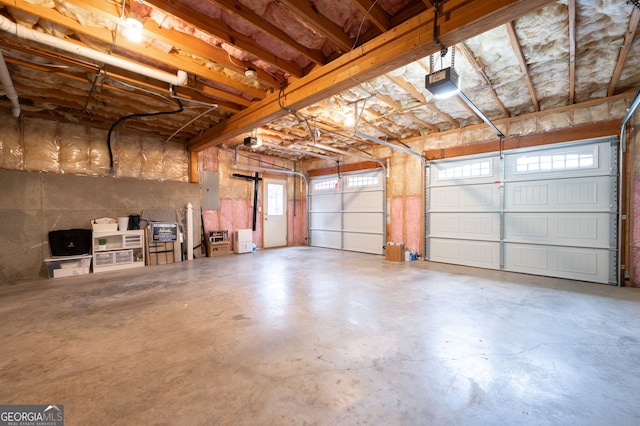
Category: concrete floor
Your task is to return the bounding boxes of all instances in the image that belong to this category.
[1,247,639,425]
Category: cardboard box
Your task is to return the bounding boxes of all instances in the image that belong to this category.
[385,243,405,262]
[44,255,92,278]
[208,241,230,257]
[148,241,176,265]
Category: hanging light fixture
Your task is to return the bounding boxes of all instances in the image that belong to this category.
[122,17,143,42]
[244,67,258,81]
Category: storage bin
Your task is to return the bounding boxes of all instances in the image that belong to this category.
[44,255,92,278]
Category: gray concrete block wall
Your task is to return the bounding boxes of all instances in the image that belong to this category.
[0,170,201,283]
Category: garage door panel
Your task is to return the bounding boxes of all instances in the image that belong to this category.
[429,238,500,269]
[310,193,342,212]
[310,229,341,249]
[310,212,341,231]
[344,232,384,254]
[504,243,610,284]
[504,176,611,212]
[427,137,617,285]
[344,212,383,233]
[430,184,500,212]
[310,170,385,255]
[430,156,500,186]
[504,212,610,247]
[344,191,383,211]
[503,140,612,180]
[429,213,500,240]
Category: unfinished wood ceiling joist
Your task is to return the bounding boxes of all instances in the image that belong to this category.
[0,0,638,161]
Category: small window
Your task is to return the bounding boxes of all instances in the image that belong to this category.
[515,147,596,174]
[437,160,492,181]
[347,175,379,188]
[314,179,338,190]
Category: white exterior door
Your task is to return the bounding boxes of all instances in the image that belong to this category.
[263,178,287,248]
[310,170,385,255]
[427,137,618,285]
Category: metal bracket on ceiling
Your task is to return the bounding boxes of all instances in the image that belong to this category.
[430,0,447,55]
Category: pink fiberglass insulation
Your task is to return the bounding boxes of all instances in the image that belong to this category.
[404,196,422,254]
[311,0,369,38]
[390,197,404,244]
[287,200,308,246]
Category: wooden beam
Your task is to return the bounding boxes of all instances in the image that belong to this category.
[189,0,555,152]
[0,0,266,102]
[457,42,510,117]
[277,0,354,52]
[143,0,305,78]
[210,0,326,66]
[424,120,621,160]
[568,0,576,104]
[608,8,640,96]
[406,112,440,133]
[308,161,384,177]
[386,75,427,103]
[352,0,391,32]
[506,21,539,111]
[189,151,199,183]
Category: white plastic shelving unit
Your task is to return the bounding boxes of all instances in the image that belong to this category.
[92,230,145,273]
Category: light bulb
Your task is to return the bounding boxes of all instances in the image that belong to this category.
[123,18,143,43]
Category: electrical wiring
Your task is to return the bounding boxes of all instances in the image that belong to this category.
[107,87,184,171]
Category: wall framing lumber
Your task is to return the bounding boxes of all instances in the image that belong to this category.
[424,120,621,160]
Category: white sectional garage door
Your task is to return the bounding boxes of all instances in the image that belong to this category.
[427,138,618,284]
[310,170,385,255]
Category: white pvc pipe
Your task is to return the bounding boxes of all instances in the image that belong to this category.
[186,203,194,260]
[0,50,20,117]
[0,15,187,87]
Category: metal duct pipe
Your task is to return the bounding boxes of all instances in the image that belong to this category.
[0,50,19,117]
[0,15,187,87]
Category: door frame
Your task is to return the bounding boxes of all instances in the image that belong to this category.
[263,177,288,248]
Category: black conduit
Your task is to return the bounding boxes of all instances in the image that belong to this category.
[107,93,184,171]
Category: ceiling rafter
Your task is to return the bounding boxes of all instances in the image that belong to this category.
[457,42,510,117]
[143,0,305,78]
[64,0,275,89]
[276,0,354,52]
[428,103,460,128]
[351,0,391,32]
[568,0,576,104]
[608,7,640,96]
[385,75,427,104]
[63,0,267,97]
[209,0,326,66]
[406,112,439,133]
[0,0,265,104]
[505,21,539,112]
[189,0,555,151]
